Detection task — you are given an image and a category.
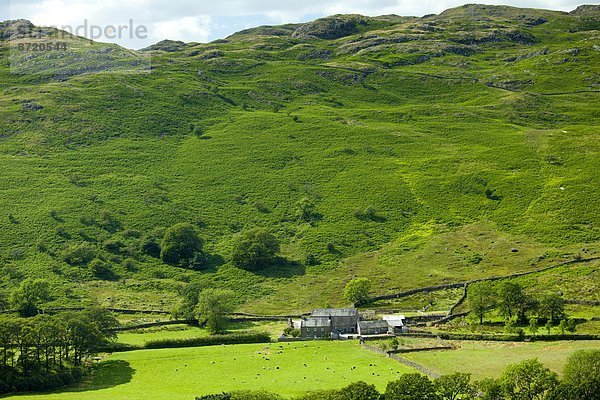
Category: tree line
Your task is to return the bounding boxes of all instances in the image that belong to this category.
[0,307,118,393]
[468,281,575,332]
[197,350,600,400]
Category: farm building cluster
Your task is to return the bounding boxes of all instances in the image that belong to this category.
[290,308,406,339]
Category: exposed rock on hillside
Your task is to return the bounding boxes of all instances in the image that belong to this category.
[0,19,35,40]
[570,5,600,15]
[292,15,370,40]
[142,40,188,52]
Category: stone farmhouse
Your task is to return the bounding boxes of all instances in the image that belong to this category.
[295,308,405,339]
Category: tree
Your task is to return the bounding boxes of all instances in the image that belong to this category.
[538,293,565,324]
[232,229,280,271]
[558,319,567,335]
[344,278,371,305]
[500,359,559,400]
[468,282,497,324]
[385,373,439,400]
[0,307,114,393]
[195,289,236,334]
[338,381,380,400]
[174,281,204,320]
[64,314,106,365]
[81,307,120,340]
[435,373,476,400]
[545,319,553,334]
[10,279,51,317]
[497,282,525,321]
[561,350,600,400]
[477,378,504,400]
[160,223,204,265]
[516,294,538,324]
[529,317,539,336]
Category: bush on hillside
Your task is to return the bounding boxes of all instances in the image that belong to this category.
[160,223,204,265]
[62,242,96,266]
[232,229,280,271]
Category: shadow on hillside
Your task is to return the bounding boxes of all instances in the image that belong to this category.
[255,257,306,278]
[201,253,226,272]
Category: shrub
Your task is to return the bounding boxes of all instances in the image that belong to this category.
[141,228,165,258]
[230,390,283,400]
[296,197,319,222]
[104,238,125,254]
[98,209,122,232]
[196,395,231,400]
[62,243,96,266]
[90,259,118,280]
[353,205,380,221]
[144,332,270,349]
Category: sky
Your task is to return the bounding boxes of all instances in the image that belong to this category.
[0,0,590,48]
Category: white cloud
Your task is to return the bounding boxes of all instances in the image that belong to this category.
[151,15,212,43]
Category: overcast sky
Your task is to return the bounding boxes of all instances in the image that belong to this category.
[0,0,588,48]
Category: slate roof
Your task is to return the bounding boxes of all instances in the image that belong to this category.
[303,317,331,327]
[312,308,359,317]
[358,320,389,330]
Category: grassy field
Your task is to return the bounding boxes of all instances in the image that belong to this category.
[7,342,414,399]
[117,321,288,346]
[402,340,600,380]
[117,325,209,346]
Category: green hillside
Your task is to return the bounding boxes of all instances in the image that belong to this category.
[0,4,599,314]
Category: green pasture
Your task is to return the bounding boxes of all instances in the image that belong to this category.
[8,341,414,399]
[402,340,600,380]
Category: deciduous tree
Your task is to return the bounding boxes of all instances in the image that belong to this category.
[160,223,204,265]
[232,229,280,271]
[195,289,236,334]
[10,279,51,317]
[500,359,559,400]
[344,278,371,305]
[468,282,496,324]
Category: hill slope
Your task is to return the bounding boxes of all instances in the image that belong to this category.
[0,4,598,314]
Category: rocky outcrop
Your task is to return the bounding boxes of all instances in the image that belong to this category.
[142,40,188,52]
[292,15,370,40]
[570,5,600,15]
[0,19,35,40]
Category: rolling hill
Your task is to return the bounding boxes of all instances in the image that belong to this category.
[0,4,599,314]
